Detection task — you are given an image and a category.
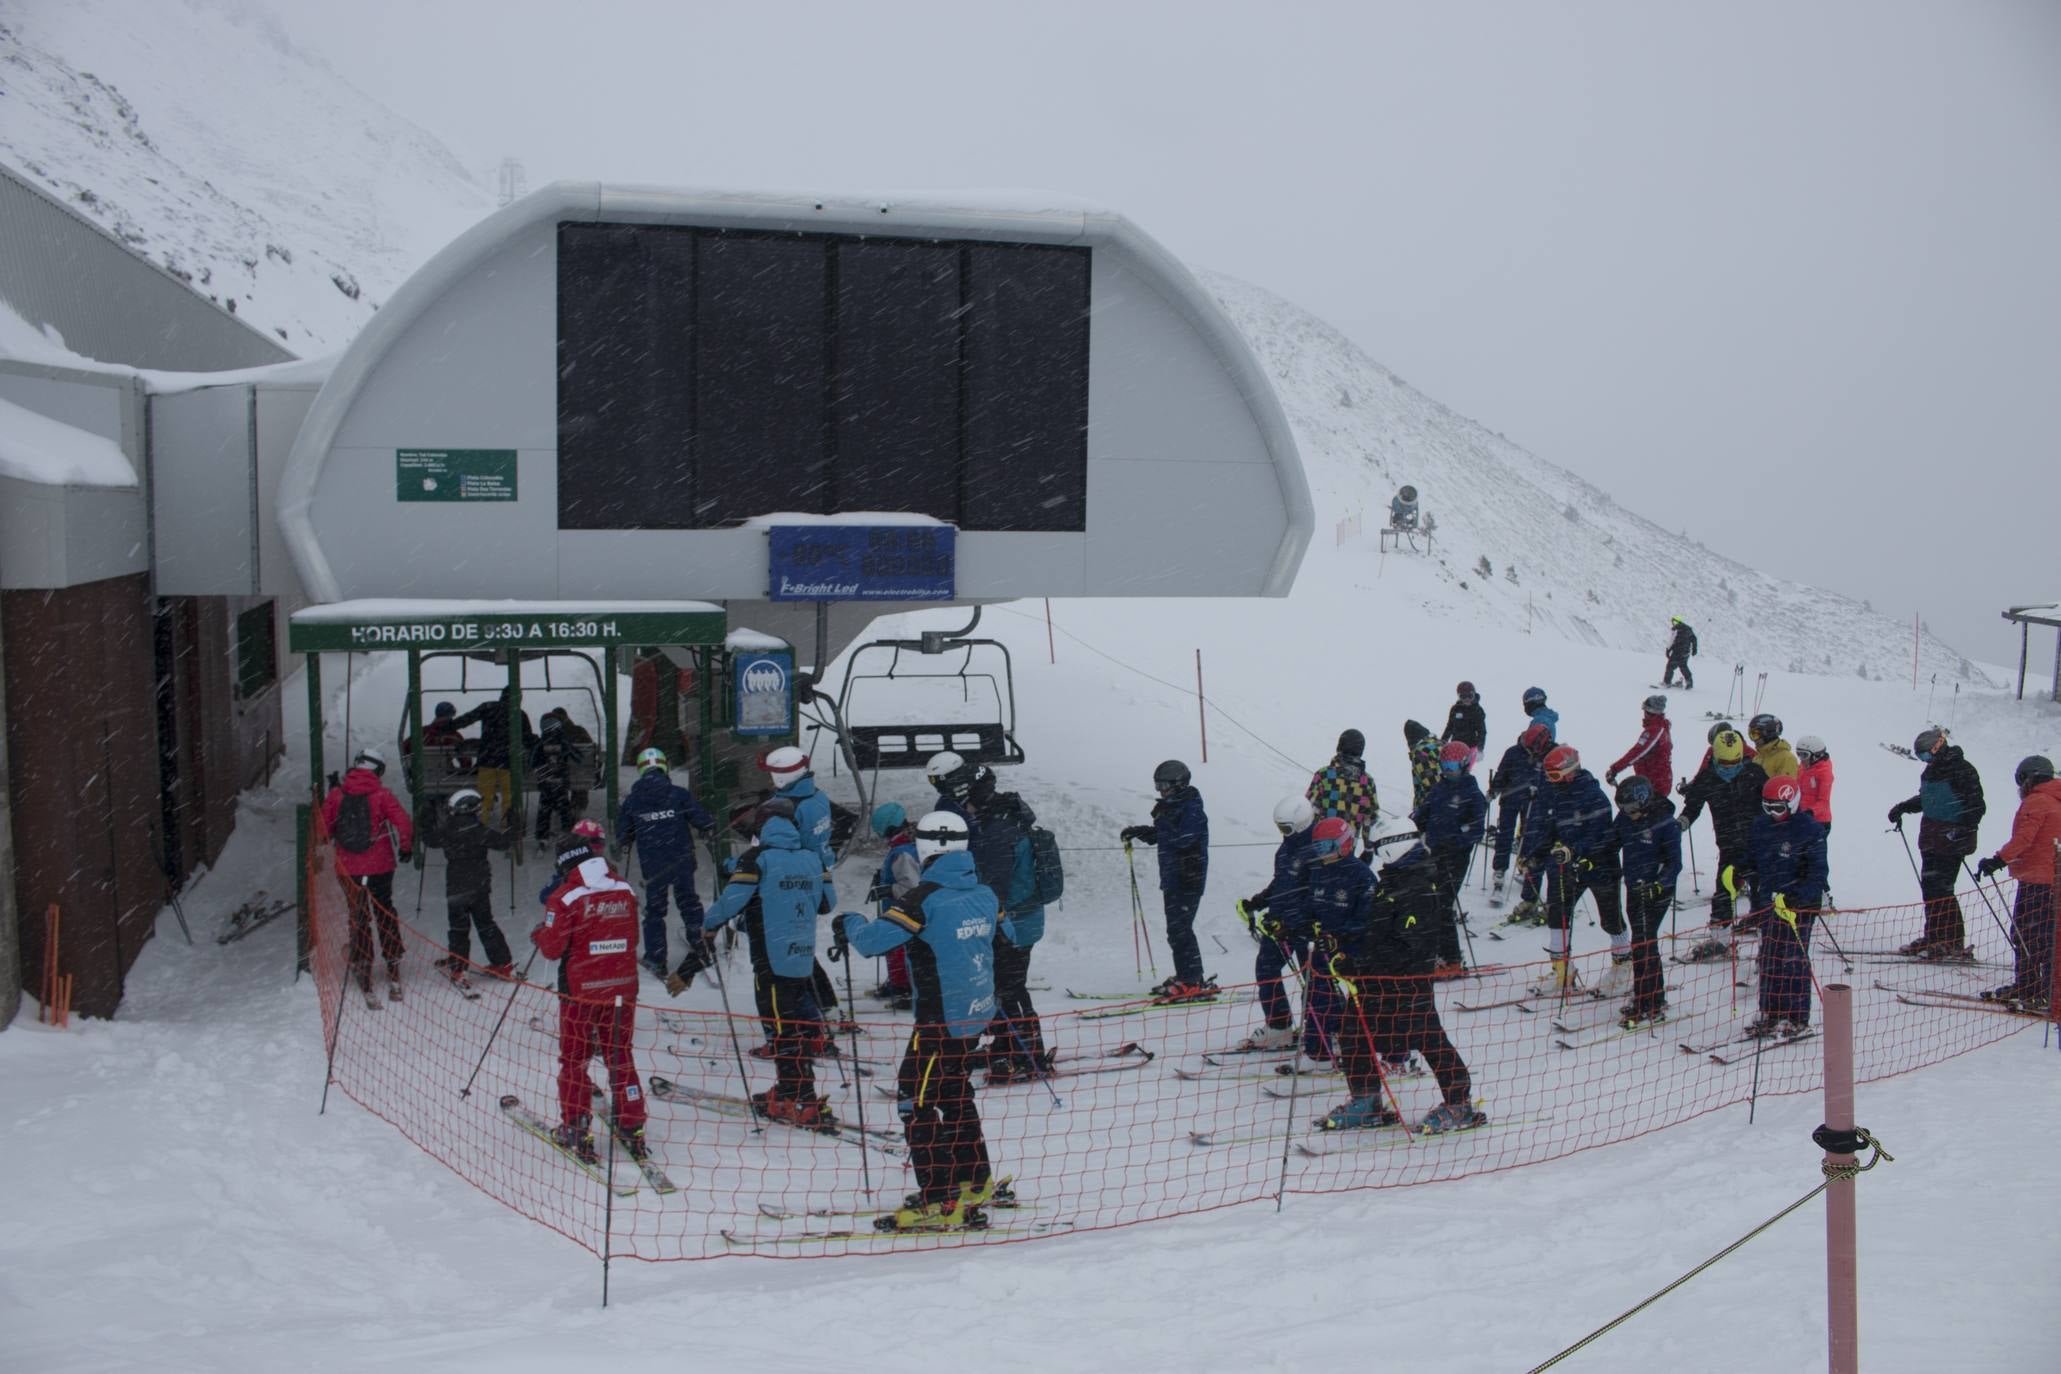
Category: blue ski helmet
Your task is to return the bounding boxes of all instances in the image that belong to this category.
[869,801,908,837]
[1522,686,1547,710]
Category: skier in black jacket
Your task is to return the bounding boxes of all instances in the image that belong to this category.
[1677,729,1767,960]
[1887,728,1987,957]
[451,687,537,828]
[1663,617,1698,689]
[433,787,514,978]
[1441,681,1486,752]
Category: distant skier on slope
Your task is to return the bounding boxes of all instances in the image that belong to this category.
[1662,617,1698,689]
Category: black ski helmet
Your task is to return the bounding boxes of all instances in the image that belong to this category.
[2016,755,2054,791]
[1913,727,1948,758]
[1153,760,1191,794]
[752,795,798,831]
[965,764,997,806]
[1614,775,1656,813]
[1748,713,1783,745]
[555,836,595,876]
[1522,686,1547,711]
[1336,728,1365,759]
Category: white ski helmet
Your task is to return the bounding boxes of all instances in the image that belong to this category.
[636,746,668,773]
[1795,734,1828,762]
[762,744,809,783]
[912,810,970,862]
[353,747,387,776]
[1368,815,1420,855]
[1273,796,1316,835]
[925,750,966,790]
[449,788,482,814]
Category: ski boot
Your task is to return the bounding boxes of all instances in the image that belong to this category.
[1418,1102,1489,1136]
[552,1122,599,1164]
[640,953,670,979]
[1318,1095,1401,1131]
[1507,898,1543,926]
[613,1125,652,1162]
[1236,1024,1297,1052]
[1152,976,1219,1005]
[1596,957,1633,998]
[875,1192,988,1233]
[763,1092,836,1131]
[1742,1014,1808,1041]
[1618,1002,1668,1031]
[1525,957,1575,999]
[484,962,514,981]
[986,1056,1051,1085]
[748,1042,776,1060]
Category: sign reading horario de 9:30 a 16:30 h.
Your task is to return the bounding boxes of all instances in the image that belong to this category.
[766,525,955,602]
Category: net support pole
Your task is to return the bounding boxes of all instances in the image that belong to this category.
[1194,649,1208,764]
[1822,982,1858,1374]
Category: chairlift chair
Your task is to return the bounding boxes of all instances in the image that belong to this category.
[833,608,1027,771]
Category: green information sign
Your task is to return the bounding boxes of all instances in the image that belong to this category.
[289,609,728,653]
[396,448,517,502]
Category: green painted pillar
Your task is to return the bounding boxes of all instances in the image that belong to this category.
[306,652,324,802]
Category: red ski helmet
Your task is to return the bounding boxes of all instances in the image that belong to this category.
[1520,722,1555,758]
[1761,775,1801,819]
[1542,745,1581,783]
[1309,816,1354,859]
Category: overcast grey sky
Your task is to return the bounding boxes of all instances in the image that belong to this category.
[269,0,2061,665]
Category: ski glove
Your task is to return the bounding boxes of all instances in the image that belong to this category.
[1887,801,1916,825]
[1326,951,1357,1001]
[1638,881,1671,903]
[1236,898,1277,939]
[1120,825,1152,845]
[1548,843,1574,867]
[1977,856,2006,879]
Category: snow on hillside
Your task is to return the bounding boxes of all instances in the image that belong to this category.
[0,0,495,353]
[1204,271,1989,689]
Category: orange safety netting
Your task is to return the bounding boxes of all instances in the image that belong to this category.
[308,833,2049,1261]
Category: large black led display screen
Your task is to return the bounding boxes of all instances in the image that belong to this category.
[557,224,1089,532]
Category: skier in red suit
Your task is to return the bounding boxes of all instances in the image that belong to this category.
[531,837,649,1162]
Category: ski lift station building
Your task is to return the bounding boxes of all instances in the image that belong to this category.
[2,179,1312,1014]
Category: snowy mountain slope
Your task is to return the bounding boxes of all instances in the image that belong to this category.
[0,0,494,352]
[1204,271,1988,688]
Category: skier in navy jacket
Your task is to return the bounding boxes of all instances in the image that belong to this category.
[1742,776,1829,1038]
[837,811,1004,1232]
[1412,742,1487,973]
[1120,759,1213,1000]
[1612,777,1682,1025]
[617,747,715,979]
[1520,745,1630,997]
[962,766,1048,1080]
[1235,796,1332,1056]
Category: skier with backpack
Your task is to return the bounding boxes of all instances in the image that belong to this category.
[961,765,1052,1081]
[1412,741,1487,976]
[321,748,415,1002]
[1887,727,1986,959]
[430,787,513,986]
[1605,695,1674,794]
[1662,617,1698,689]
[618,746,717,982]
[1119,760,1214,1002]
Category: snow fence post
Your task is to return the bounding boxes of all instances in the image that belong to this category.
[1822,982,1858,1374]
[1194,649,1208,764]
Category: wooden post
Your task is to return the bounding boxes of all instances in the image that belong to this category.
[2017,621,2029,701]
[1194,649,1208,764]
[1911,613,1919,689]
[1822,983,1859,1374]
[1044,598,1055,665]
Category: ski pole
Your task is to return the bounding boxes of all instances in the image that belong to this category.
[460,942,543,1099]
[1962,861,2025,961]
[1892,823,1924,888]
[704,935,764,1135]
[1452,846,1480,969]
[1814,901,1853,972]
[828,935,873,1192]
[1006,1015,1063,1111]
[1335,955,1413,1137]
[1686,825,1701,894]
[1124,842,1143,980]
[1271,938,1319,1207]
[1125,842,1159,978]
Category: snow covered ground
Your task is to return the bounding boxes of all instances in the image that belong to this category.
[4,576,2056,1369]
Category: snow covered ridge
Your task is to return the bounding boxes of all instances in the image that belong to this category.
[1203,272,1989,687]
[0,0,494,352]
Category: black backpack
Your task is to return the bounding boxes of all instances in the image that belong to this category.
[1028,825,1065,906]
[334,792,375,853]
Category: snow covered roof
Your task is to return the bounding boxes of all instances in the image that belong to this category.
[2004,602,2061,626]
[1,298,337,392]
[0,394,136,487]
[291,598,723,623]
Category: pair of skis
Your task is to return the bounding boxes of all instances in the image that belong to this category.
[1679,1025,1819,1064]
[648,1076,907,1155]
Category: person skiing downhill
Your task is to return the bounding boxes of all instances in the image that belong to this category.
[1441,682,1486,752]
[1677,729,1768,961]
[1120,760,1213,1001]
[1412,741,1487,975]
[321,748,414,999]
[1887,727,1986,959]
[1306,729,1381,851]
[836,811,1005,1233]
[1236,796,1333,1057]
[531,836,649,1163]
[1605,695,1674,795]
[1662,617,1698,689]
[618,747,717,982]
[1975,756,2061,1008]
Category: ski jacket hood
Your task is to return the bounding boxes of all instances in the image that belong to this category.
[757,816,802,851]
[920,848,981,889]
